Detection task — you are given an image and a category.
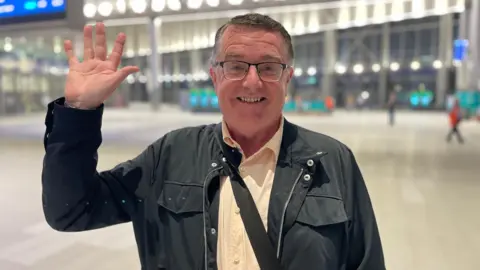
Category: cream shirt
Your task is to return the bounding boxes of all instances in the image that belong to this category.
[216,119,284,270]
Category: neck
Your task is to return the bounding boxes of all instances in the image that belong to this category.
[227,117,282,158]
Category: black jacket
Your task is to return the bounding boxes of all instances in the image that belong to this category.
[42,98,385,270]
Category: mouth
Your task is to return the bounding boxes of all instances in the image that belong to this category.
[236,97,267,104]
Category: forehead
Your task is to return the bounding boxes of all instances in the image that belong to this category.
[218,25,288,62]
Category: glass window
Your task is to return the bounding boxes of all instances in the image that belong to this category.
[294,42,308,69]
[178,51,191,74]
[419,28,434,57]
[404,31,415,59]
[366,34,380,58]
[390,32,401,61]
[338,36,351,64]
[453,23,459,40]
[162,53,174,75]
[305,40,323,69]
[201,48,212,68]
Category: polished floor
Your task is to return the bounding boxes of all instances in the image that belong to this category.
[0,109,479,270]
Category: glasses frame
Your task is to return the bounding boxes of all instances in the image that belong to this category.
[214,60,289,82]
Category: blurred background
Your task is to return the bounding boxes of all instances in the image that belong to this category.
[0,0,479,270]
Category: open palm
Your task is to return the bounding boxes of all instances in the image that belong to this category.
[64,22,139,109]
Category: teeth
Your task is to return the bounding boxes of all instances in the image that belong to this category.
[239,97,262,103]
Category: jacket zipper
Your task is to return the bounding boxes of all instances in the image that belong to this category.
[275,151,328,258]
[276,168,304,258]
[203,165,223,270]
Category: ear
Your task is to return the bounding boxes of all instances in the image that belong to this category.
[210,66,217,85]
[286,67,294,84]
[210,66,219,95]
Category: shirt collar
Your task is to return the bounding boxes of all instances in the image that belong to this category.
[222,118,284,160]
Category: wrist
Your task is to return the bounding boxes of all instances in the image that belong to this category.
[64,100,96,110]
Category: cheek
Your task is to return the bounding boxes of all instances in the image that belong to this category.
[216,81,237,101]
[268,83,288,99]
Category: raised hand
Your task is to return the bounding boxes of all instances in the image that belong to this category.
[63,22,139,109]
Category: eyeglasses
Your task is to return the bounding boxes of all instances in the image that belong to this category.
[214,60,288,82]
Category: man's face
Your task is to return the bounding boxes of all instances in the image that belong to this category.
[210,25,293,133]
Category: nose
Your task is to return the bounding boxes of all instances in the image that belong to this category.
[242,65,263,89]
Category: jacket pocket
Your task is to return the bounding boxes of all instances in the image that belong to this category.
[156,181,205,269]
[157,181,204,214]
[283,195,349,269]
[296,195,349,227]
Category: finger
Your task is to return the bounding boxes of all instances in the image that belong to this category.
[114,66,140,82]
[95,22,107,61]
[64,40,78,65]
[108,32,126,68]
[83,25,94,60]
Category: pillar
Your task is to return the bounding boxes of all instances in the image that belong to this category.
[172,52,180,76]
[467,0,480,90]
[0,72,4,115]
[147,18,162,110]
[189,49,202,88]
[378,23,390,106]
[456,9,469,90]
[322,30,337,99]
[436,13,453,108]
[130,25,143,103]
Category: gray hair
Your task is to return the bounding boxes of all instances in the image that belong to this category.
[210,13,295,64]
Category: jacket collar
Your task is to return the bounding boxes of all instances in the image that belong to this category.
[220,119,284,163]
[214,118,325,167]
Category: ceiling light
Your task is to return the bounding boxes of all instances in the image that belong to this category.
[152,0,166,12]
[98,1,113,17]
[187,0,202,9]
[130,0,147,14]
[83,3,97,18]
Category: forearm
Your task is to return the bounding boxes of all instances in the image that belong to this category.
[42,99,131,231]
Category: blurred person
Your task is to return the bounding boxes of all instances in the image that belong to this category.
[446,99,464,144]
[41,14,385,270]
[387,86,399,126]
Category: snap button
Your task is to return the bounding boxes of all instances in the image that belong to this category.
[303,174,311,181]
[210,228,216,235]
[307,159,314,167]
[222,157,227,162]
[211,162,218,168]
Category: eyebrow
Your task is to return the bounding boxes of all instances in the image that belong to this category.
[224,53,283,63]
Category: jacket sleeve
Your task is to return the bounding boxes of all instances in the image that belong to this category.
[42,98,163,232]
[344,149,386,270]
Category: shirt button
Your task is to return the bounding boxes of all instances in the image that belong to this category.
[239,167,245,173]
[235,208,240,214]
[233,259,240,265]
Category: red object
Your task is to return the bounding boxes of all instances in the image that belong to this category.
[325,96,334,110]
[449,105,461,127]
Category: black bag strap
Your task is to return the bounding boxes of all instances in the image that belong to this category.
[230,175,284,270]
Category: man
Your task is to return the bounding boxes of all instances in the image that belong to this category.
[387,87,399,126]
[42,13,385,270]
[446,98,464,144]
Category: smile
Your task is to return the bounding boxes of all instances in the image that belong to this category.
[237,97,266,103]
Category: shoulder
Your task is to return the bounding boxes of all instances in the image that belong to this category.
[154,123,218,150]
[294,124,353,158]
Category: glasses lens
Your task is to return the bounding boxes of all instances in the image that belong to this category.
[257,63,284,81]
[223,61,249,80]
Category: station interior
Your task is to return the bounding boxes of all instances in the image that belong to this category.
[0,0,479,269]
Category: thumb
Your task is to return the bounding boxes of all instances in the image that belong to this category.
[114,66,140,82]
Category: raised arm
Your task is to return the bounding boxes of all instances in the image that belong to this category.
[41,22,150,232]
